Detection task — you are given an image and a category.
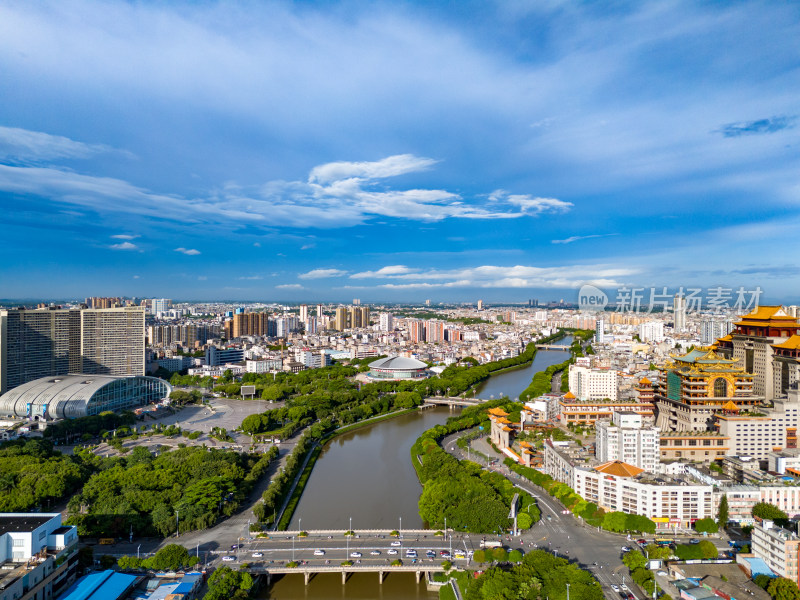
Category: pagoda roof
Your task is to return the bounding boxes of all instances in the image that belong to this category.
[563,391,576,399]
[639,377,652,386]
[595,460,645,478]
[519,441,533,448]
[722,400,739,411]
[501,426,514,432]
[495,417,512,424]
[773,335,800,350]
[717,334,733,342]
[735,305,798,326]
[487,407,509,417]
[674,347,737,365]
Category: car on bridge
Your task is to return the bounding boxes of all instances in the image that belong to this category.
[252,552,263,558]
[390,541,401,546]
[370,550,381,556]
[222,556,235,562]
[440,551,451,559]
[388,549,398,555]
[314,549,325,556]
[426,551,436,558]
[611,585,620,592]
[350,552,362,558]
[405,550,417,558]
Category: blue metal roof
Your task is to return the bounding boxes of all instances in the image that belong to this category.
[59,570,138,600]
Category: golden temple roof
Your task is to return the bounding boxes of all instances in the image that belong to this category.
[495,417,512,424]
[594,460,645,478]
[501,426,513,432]
[487,407,509,417]
[722,400,739,411]
[563,391,576,399]
[735,305,799,326]
[773,335,800,350]
[639,377,652,386]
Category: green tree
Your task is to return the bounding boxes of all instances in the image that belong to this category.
[517,512,533,530]
[473,549,487,563]
[142,544,199,571]
[767,578,800,600]
[203,566,254,600]
[753,502,789,525]
[698,540,718,559]
[623,551,647,571]
[508,549,523,563]
[602,511,628,532]
[717,494,729,528]
[694,518,719,534]
[492,547,508,563]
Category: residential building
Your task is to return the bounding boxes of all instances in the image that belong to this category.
[379,313,394,332]
[767,448,800,475]
[205,346,245,366]
[701,319,733,345]
[0,307,145,394]
[595,411,660,471]
[722,456,767,484]
[298,304,308,322]
[751,520,800,585]
[568,365,618,401]
[545,441,715,527]
[596,318,605,344]
[559,394,653,426]
[659,432,730,462]
[674,294,686,331]
[0,513,79,600]
[715,391,800,460]
[639,321,665,343]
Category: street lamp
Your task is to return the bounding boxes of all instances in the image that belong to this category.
[566,583,570,600]
[347,517,352,559]
[175,510,179,538]
[399,516,402,540]
[137,544,141,559]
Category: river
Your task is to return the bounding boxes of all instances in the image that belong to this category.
[261,340,573,599]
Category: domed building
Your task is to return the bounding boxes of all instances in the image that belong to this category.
[367,356,429,381]
[0,374,171,420]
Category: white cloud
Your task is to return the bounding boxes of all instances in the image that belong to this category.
[552,233,618,244]
[239,275,263,280]
[350,265,418,279]
[308,154,438,184]
[175,247,201,255]
[300,243,315,250]
[197,275,208,281]
[133,275,140,279]
[298,268,348,279]
[112,233,139,240]
[0,154,570,230]
[110,241,137,250]
[341,263,638,289]
[276,283,304,290]
[0,125,116,162]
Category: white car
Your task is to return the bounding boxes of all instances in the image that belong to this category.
[222,556,235,562]
[390,541,402,546]
[251,552,263,558]
[388,549,398,555]
[350,552,362,558]
[370,550,381,556]
[611,585,620,592]
[313,549,325,556]
[621,584,628,591]
[657,571,668,577]
[405,550,417,558]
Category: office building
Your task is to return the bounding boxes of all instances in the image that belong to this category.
[674,294,686,331]
[595,411,660,471]
[150,298,172,314]
[568,365,618,401]
[654,347,760,432]
[205,346,245,366]
[0,513,79,600]
[752,520,800,585]
[0,307,145,394]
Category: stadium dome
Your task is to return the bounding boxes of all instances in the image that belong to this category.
[0,375,172,420]
[367,356,429,381]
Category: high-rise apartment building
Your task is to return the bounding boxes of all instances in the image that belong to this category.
[0,307,145,393]
[231,312,270,338]
[752,520,800,585]
[425,320,445,342]
[673,294,686,331]
[477,299,484,311]
[85,297,124,309]
[379,313,394,332]
[595,411,660,471]
[150,298,172,314]
[638,321,664,343]
[408,319,425,343]
[700,319,734,344]
[299,304,309,322]
[595,318,605,344]
[567,364,618,401]
[334,307,349,331]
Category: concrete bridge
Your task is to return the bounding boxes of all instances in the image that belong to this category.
[423,397,486,408]
[535,344,571,351]
[251,563,446,585]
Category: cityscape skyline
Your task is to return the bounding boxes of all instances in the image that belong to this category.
[1,1,798,301]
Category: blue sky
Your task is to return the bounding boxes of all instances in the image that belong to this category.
[0,0,798,303]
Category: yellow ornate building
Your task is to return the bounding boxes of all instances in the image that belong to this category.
[654,347,761,432]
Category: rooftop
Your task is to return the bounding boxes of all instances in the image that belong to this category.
[368,356,428,370]
[0,515,54,536]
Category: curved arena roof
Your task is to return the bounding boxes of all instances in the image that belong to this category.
[0,374,171,419]
[368,356,428,370]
